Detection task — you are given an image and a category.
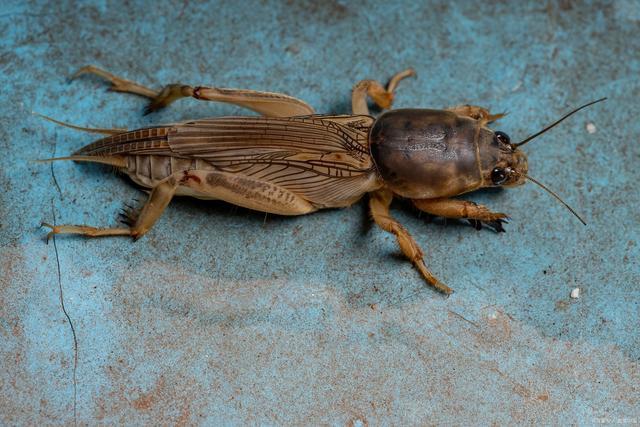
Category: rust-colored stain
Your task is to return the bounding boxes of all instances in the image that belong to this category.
[175,401,191,427]
[91,354,198,423]
[131,377,166,411]
[537,393,549,401]
[11,318,22,338]
[346,416,369,427]
[479,307,513,344]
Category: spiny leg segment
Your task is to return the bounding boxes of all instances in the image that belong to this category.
[72,65,158,98]
[369,189,452,295]
[42,174,180,241]
[447,104,506,125]
[413,198,509,232]
[351,68,416,115]
[71,65,314,117]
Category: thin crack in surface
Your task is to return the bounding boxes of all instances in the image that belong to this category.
[49,134,78,426]
[50,130,62,198]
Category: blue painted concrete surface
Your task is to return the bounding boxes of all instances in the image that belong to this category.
[1,0,638,424]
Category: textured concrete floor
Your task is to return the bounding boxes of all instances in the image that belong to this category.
[1,0,639,425]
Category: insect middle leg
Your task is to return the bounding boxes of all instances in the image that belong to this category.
[72,65,315,117]
[42,173,180,241]
[369,189,452,294]
[351,68,416,115]
[413,198,508,232]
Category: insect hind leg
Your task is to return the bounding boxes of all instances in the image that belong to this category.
[71,65,314,117]
[42,174,179,241]
[72,65,159,99]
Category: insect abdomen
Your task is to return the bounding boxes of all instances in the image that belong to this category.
[125,155,215,188]
[73,127,211,188]
[74,126,171,156]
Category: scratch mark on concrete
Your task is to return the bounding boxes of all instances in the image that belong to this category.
[51,199,78,426]
[49,131,62,199]
[50,201,78,426]
[49,133,77,425]
[434,324,533,400]
[489,366,532,399]
[448,309,480,328]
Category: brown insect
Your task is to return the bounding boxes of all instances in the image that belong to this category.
[40,66,605,294]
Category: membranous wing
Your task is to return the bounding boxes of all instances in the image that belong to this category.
[167,115,378,208]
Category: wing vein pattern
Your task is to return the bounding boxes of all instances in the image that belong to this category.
[75,115,379,208]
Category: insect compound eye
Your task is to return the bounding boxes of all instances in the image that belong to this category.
[494,131,511,145]
[491,167,508,185]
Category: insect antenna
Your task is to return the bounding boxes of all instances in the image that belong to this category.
[521,173,586,225]
[33,112,127,135]
[514,97,607,147]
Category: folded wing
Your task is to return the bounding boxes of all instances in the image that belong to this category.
[76,115,379,208]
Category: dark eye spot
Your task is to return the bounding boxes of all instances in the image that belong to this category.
[494,131,510,145]
[491,167,507,185]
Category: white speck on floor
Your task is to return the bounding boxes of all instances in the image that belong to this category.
[570,288,581,299]
[586,122,597,134]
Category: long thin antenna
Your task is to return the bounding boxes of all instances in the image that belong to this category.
[33,112,126,135]
[514,98,607,147]
[523,173,586,225]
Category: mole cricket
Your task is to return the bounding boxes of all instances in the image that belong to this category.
[40,66,605,294]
